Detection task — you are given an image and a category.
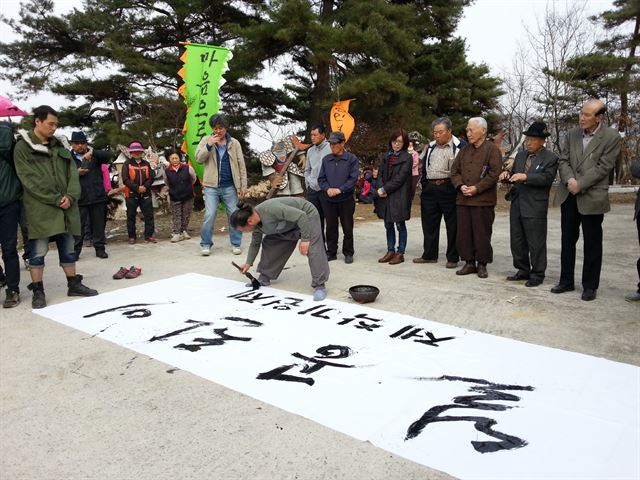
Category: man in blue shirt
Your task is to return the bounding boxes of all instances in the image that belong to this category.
[317,131,359,264]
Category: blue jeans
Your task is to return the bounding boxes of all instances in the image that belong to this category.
[385,221,407,254]
[200,185,242,248]
[28,233,76,268]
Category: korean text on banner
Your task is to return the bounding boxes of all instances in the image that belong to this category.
[178,43,232,179]
[330,99,355,142]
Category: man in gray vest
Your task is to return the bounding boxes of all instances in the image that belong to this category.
[414,117,465,268]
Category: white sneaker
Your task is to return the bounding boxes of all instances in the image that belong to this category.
[171,233,183,243]
[232,246,242,255]
[182,230,191,239]
[201,246,211,256]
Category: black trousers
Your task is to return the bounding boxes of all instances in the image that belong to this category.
[419,183,458,262]
[0,200,20,292]
[635,214,639,293]
[75,202,107,257]
[559,195,604,290]
[126,195,155,240]
[510,200,547,281]
[305,188,325,246]
[320,196,355,257]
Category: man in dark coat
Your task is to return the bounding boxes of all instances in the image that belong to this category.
[551,99,621,301]
[500,121,558,287]
[0,120,21,307]
[318,131,359,264]
[69,131,111,259]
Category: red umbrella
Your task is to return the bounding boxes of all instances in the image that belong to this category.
[0,95,28,117]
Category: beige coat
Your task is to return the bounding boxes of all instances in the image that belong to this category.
[195,135,247,190]
[554,125,620,215]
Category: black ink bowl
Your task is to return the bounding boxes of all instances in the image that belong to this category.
[349,285,380,304]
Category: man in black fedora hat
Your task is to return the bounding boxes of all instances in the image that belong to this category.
[69,131,112,259]
[500,121,558,287]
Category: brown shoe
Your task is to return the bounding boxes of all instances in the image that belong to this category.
[413,257,437,264]
[378,252,396,263]
[389,253,404,265]
[445,261,458,269]
[477,264,488,278]
[456,262,477,276]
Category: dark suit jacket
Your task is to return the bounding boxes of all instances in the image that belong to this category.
[509,147,558,218]
[554,125,621,214]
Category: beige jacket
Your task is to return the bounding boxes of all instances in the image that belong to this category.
[554,125,620,215]
[195,135,247,190]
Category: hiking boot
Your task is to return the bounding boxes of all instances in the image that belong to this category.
[3,290,20,308]
[28,282,46,309]
[67,275,99,297]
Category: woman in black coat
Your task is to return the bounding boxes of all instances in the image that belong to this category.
[376,128,413,265]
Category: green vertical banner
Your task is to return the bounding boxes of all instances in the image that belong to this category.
[178,43,232,179]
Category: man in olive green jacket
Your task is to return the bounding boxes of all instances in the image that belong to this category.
[551,99,621,301]
[14,105,98,309]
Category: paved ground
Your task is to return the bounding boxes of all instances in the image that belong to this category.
[1,200,638,480]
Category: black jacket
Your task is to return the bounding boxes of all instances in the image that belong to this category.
[376,149,412,222]
[507,147,558,218]
[71,148,111,206]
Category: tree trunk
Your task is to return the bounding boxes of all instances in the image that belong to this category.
[616,13,639,183]
[306,0,334,134]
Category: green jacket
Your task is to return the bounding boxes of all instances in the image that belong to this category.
[247,197,319,265]
[14,129,81,239]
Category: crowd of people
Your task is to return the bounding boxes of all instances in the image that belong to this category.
[1,100,639,309]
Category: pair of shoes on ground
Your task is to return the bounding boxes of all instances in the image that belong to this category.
[128,237,157,244]
[202,245,242,256]
[171,231,192,243]
[27,276,98,309]
[412,257,459,268]
[550,283,597,301]
[506,272,543,287]
[379,252,404,264]
[113,266,142,280]
[3,289,20,308]
[455,262,488,278]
